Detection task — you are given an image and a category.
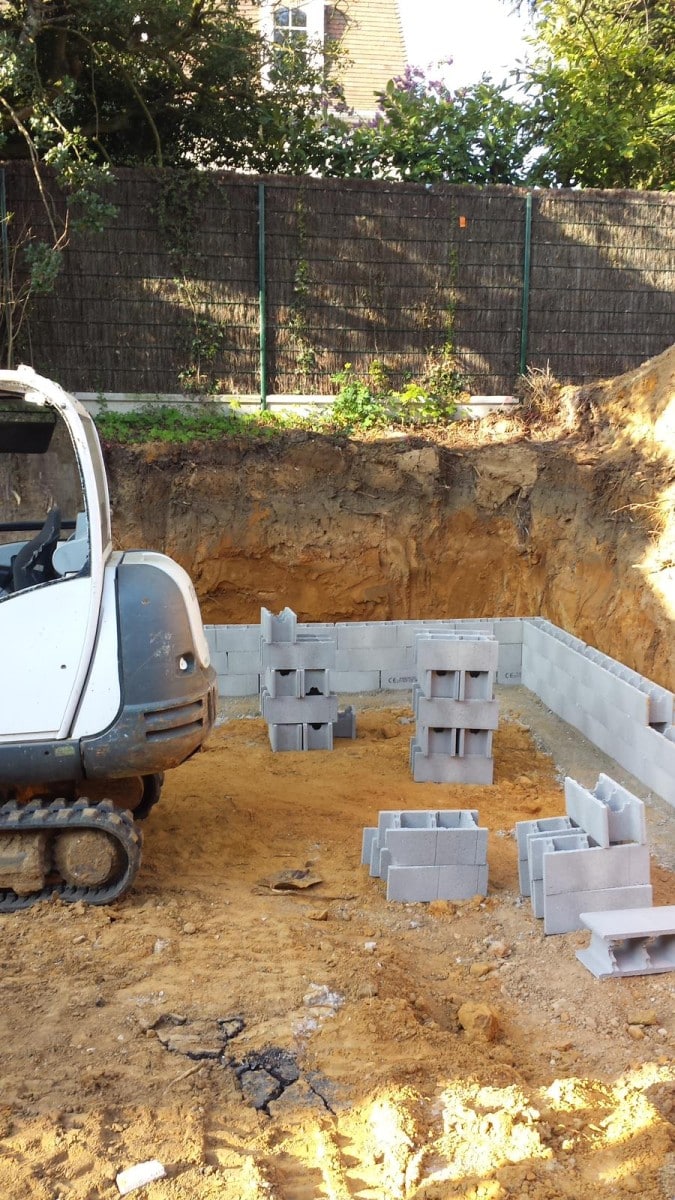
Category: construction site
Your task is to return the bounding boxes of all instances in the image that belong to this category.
[0,343,672,1199]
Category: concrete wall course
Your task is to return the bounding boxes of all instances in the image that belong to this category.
[492,618,524,644]
[331,670,381,693]
[334,646,412,672]
[335,621,399,649]
[214,625,261,652]
[382,671,418,690]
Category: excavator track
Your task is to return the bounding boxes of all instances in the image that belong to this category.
[0,798,142,911]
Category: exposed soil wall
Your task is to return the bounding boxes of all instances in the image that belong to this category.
[105,420,674,691]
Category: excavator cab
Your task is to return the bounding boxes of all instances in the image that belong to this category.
[0,367,217,908]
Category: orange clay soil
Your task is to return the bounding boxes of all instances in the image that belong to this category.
[0,694,673,1200]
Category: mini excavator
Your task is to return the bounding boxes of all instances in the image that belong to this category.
[0,367,217,909]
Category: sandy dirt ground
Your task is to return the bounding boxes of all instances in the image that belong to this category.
[1,688,674,1200]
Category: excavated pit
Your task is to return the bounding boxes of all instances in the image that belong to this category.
[104,348,675,693]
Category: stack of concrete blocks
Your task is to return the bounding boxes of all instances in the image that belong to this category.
[515,773,652,935]
[259,608,339,751]
[361,809,489,901]
[409,632,499,784]
[522,618,675,807]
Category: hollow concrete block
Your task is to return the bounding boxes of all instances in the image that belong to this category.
[261,690,338,725]
[386,865,440,902]
[261,606,297,644]
[331,670,381,693]
[334,706,357,739]
[543,842,651,897]
[418,670,462,700]
[303,722,334,751]
[215,624,261,652]
[268,724,303,752]
[217,673,259,697]
[414,696,499,730]
[263,668,303,699]
[577,906,675,978]
[304,669,331,697]
[415,634,499,673]
[361,826,377,866]
[543,884,653,936]
[437,864,488,900]
[411,746,493,784]
[384,828,438,867]
[527,831,590,883]
[515,816,576,860]
[261,636,336,671]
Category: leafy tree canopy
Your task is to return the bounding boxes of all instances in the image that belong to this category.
[523,0,675,188]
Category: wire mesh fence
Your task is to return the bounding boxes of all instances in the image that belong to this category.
[2,164,674,398]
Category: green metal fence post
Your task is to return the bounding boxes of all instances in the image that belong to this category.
[257,182,267,410]
[0,168,12,368]
[519,191,533,377]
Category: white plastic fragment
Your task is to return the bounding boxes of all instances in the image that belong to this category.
[116,1160,166,1195]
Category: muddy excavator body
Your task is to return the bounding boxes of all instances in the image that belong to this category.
[0,367,217,909]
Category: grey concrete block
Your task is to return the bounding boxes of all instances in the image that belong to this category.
[261,690,338,725]
[492,618,524,644]
[592,774,647,845]
[543,884,653,935]
[386,865,440,902]
[331,670,381,693]
[462,729,494,758]
[297,622,336,639]
[335,646,411,673]
[415,634,499,673]
[261,636,336,670]
[334,706,357,739]
[518,855,531,897]
[268,723,303,752]
[377,811,401,840]
[303,722,334,751]
[384,828,438,867]
[263,668,302,699]
[210,648,229,674]
[261,606,297,643]
[217,673,260,697]
[527,832,590,882]
[515,816,576,860]
[369,837,383,877]
[304,669,331,697]
[335,621,399,649]
[378,847,392,879]
[361,826,377,866]
[437,864,488,900]
[215,624,261,652]
[414,696,498,730]
[418,670,462,700]
[497,641,523,685]
[418,726,459,757]
[543,842,651,897]
[411,746,493,784]
[462,672,495,701]
[577,906,675,977]
[435,827,486,866]
[636,724,675,776]
[381,671,418,690]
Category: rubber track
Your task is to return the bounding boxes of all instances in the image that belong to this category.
[0,798,143,911]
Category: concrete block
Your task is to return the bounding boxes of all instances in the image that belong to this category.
[303,669,331,697]
[527,832,590,882]
[217,673,259,697]
[334,706,357,739]
[261,636,336,670]
[414,695,498,729]
[437,864,488,900]
[411,745,493,784]
[335,621,399,649]
[497,641,523,686]
[637,724,675,776]
[261,690,338,725]
[361,827,377,866]
[543,884,653,935]
[543,842,650,897]
[492,618,524,644]
[335,646,410,673]
[415,634,499,673]
[297,622,336,639]
[518,855,531,897]
[577,906,675,978]
[377,811,401,841]
[384,828,438,867]
[263,668,302,699]
[515,816,576,860]
[435,825,487,866]
[268,724,303,752]
[331,670,381,693]
[210,648,229,674]
[418,727,459,757]
[592,774,647,845]
[382,671,418,691]
[462,671,495,701]
[386,865,440,902]
[261,606,297,643]
[378,847,392,879]
[419,670,462,700]
[214,624,261,652]
[462,729,494,758]
[302,722,334,751]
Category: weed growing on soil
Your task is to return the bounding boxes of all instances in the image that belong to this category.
[94,404,294,444]
[328,361,462,432]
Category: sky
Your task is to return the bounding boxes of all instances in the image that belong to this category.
[397,0,532,89]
